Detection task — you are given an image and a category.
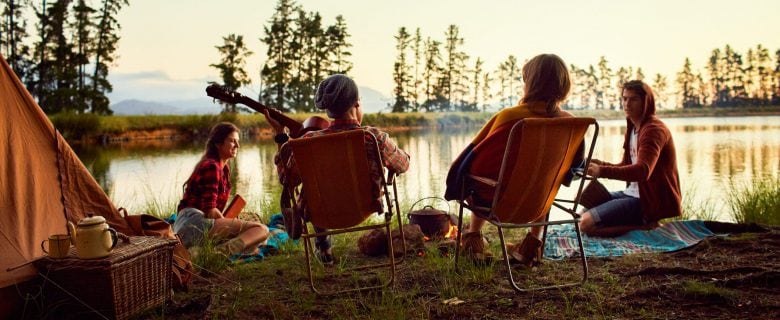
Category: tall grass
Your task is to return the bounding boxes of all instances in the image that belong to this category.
[677,183,720,221]
[727,176,780,225]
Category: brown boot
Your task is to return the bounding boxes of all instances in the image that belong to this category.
[460,232,493,263]
[507,233,542,268]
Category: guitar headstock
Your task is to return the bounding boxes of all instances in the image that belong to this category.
[205,83,245,104]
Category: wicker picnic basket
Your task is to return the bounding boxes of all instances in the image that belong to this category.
[35,236,177,320]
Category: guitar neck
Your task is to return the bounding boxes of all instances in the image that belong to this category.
[238,97,303,136]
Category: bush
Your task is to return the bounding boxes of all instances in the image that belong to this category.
[50,112,101,139]
[728,176,780,225]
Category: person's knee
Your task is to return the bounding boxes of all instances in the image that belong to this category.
[579,211,596,234]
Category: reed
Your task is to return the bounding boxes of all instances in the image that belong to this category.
[677,183,720,221]
[727,176,780,225]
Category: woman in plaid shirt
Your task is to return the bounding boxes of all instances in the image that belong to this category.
[174,122,269,257]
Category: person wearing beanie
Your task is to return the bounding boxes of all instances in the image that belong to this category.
[263,74,410,265]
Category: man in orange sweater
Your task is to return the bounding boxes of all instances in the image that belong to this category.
[580,80,682,237]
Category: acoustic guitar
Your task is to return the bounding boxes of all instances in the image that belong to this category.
[205,84,330,138]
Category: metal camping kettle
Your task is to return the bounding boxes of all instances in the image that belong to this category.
[67,213,118,259]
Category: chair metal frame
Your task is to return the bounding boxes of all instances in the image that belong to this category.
[453,117,599,292]
[288,129,405,295]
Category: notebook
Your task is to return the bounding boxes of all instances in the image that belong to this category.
[223,194,246,219]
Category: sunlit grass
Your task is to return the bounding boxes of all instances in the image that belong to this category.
[728,176,780,225]
[677,183,721,221]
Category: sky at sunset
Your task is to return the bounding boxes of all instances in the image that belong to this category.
[108,0,780,110]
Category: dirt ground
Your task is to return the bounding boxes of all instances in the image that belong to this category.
[152,224,779,320]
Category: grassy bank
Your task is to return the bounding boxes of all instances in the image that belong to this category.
[50,112,494,142]
[131,181,780,319]
[49,105,780,142]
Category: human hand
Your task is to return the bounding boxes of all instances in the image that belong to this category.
[262,109,285,134]
[587,162,601,178]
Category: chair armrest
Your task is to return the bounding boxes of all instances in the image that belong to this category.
[572,168,596,181]
[464,174,497,187]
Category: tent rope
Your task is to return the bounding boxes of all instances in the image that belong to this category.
[37,271,110,320]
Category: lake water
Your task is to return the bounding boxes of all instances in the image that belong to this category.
[74,116,780,222]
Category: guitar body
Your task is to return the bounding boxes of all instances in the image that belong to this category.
[206,84,330,137]
[300,116,331,136]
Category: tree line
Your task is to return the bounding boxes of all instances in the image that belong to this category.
[1,0,127,115]
[211,0,352,113]
[389,25,780,111]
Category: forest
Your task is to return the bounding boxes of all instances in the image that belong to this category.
[3,0,779,115]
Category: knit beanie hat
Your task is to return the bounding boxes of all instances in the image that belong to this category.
[315,74,359,118]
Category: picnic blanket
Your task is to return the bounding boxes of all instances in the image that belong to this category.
[543,220,716,260]
[166,212,291,263]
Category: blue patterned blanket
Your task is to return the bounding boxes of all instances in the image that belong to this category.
[543,220,716,260]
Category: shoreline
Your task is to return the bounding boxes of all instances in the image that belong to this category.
[60,108,780,144]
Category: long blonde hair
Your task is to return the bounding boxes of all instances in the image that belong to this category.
[520,53,571,115]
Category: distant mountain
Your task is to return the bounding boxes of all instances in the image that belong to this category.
[359,86,391,113]
[111,99,180,115]
[110,86,391,115]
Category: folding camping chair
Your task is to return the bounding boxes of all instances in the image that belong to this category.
[453,117,599,292]
[287,129,405,295]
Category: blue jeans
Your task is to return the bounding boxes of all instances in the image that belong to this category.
[173,208,214,248]
[590,191,644,227]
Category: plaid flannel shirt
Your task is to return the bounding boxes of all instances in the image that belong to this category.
[178,157,231,212]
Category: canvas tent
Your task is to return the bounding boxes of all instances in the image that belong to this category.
[0,54,132,316]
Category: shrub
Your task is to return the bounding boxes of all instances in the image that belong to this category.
[728,176,780,225]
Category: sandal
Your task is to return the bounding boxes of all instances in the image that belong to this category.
[460,232,494,264]
[506,234,542,268]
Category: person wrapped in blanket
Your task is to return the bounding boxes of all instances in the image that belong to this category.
[263,74,410,265]
[173,122,270,258]
[579,80,682,237]
[443,53,583,267]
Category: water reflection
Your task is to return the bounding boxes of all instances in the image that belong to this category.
[78,116,780,221]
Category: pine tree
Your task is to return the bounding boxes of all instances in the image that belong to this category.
[583,65,598,109]
[326,15,352,74]
[635,67,645,81]
[261,0,298,111]
[676,58,698,108]
[410,27,422,112]
[210,34,253,113]
[480,71,492,112]
[755,44,773,104]
[70,0,94,113]
[442,25,468,111]
[745,48,758,101]
[652,73,669,109]
[596,56,612,110]
[421,37,444,112]
[614,66,632,110]
[88,0,127,114]
[722,45,746,105]
[287,8,311,112]
[1,0,33,81]
[707,48,726,106]
[774,49,780,104]
[31,0,76,114]
[391,26,411,113]
[496,55,519,108]
[468,57,483,112]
